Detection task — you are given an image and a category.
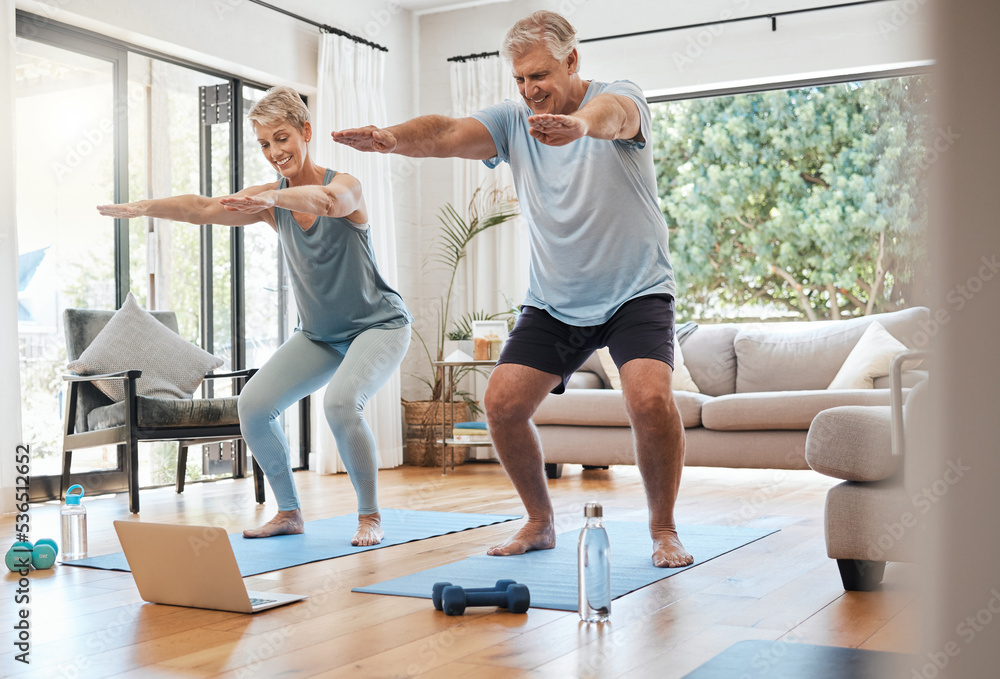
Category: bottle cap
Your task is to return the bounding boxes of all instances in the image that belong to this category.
[583,501,602,517]
[65,485,85,506]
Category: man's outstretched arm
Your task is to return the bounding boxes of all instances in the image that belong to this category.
[528,93,643,147]
[332,115,497,160]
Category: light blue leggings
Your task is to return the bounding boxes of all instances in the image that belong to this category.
[237,325,411,513]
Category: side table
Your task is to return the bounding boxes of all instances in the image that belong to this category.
[432,359,497,475]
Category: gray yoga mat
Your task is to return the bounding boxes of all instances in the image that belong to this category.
[62,508,521,577]
[353,522,778,611]
[682,640,911,678]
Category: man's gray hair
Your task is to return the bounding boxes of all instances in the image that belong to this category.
[247,86,310,133]
[500,11,579,66]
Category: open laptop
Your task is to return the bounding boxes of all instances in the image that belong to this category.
[113,521,307,613]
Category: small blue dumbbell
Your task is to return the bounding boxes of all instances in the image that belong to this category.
[5,540,58,571]
[432,579,517,611]
[5,542,33,572]
[440,583,531,616]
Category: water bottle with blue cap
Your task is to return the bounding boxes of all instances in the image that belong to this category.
[60,485,88,560]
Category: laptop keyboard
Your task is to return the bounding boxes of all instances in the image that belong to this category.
[249,597,278,607]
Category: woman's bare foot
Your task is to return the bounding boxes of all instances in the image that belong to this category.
[487,518,557,556]
[651,526,693,568]
[352,512,384,546]
[242,509,305,538]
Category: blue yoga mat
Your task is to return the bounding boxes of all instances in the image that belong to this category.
[353,523,778,611]
[62,508,521,577]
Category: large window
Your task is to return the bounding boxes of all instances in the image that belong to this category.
[15,36,119,480]
[652,74,933,323]
[15,14,304,500]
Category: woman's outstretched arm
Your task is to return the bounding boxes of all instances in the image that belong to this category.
[219,173,367,225]
[97,181,280,228]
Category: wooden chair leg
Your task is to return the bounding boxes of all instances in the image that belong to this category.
[61,449,73,499]
[252,456,266,504]
[126,437,140,514]
[176,443,188,494]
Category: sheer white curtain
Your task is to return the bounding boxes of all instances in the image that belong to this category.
[450,56,529,324]
[313,34,404,473]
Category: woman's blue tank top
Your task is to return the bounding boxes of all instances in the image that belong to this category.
[275,169,412,343]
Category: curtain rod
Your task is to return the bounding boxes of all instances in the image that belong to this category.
[248,0,389,53]
[447,0,893,63]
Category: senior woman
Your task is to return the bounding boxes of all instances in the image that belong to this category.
[97,86,412,545]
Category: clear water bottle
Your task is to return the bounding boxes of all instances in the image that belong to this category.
[578,501,611,622]
[60,484,88,560]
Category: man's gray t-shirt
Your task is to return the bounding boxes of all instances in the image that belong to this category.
[472,79,675,326]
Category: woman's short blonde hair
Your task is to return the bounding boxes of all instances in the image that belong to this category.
[500,11,579,65]
[247,86,310,133]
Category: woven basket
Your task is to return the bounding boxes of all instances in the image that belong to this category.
[402,399,470,427]
[402,400,471,467]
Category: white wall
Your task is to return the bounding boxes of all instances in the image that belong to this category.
[1,0,24,514]
[399,0,933,401]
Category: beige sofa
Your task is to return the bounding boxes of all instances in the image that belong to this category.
[531,306,930,477]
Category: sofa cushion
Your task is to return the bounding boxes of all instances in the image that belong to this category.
[678,324,739,396]
[827,322,908,390]
[566,371,604,389]
[733,307,929,393]
[88,395,240,431]
[595,338,700,392]
[805,405,898,481]
[701,389,900,431]
[532,389,709,428]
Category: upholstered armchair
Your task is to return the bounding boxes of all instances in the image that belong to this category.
[805,350,931,590]
[61,299,265,513]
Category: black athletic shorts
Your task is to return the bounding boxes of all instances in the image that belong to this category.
[495,294,676,394]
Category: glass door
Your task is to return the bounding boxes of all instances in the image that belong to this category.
[15,33,125,497]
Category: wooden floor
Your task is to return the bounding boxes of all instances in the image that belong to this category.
[0,462,921,678]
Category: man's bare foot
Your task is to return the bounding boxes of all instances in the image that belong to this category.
[487,519,557,556]
[243,509,305,538]
[352,512,384,546]
[651,526,694,568]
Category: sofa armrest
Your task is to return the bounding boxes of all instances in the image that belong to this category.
[891,350,932,457]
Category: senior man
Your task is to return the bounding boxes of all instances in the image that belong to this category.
[333,10,692,568]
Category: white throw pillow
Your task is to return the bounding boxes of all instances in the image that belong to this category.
[68,293,224,402]
[595,336,701,393]
[672,338,701,393]
[827,321,908,390]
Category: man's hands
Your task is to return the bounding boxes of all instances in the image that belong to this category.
[528,114,588,146]
[219,191,276,214]
[96,202,146,219]
[331,126,398,154]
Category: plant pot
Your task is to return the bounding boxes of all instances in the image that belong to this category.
[402,399,471,467]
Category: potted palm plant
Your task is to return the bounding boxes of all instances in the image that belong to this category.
[403,186,519,466]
